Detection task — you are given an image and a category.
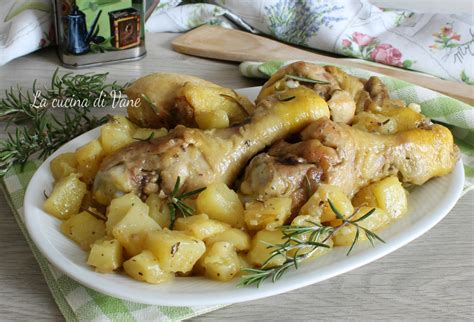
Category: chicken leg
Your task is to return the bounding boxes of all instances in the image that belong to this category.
[240,118,458,203]
[93,87,329,204]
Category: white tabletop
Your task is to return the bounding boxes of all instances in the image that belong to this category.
[0,33,472,321]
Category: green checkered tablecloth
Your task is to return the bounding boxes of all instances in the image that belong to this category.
[1,162,225,322]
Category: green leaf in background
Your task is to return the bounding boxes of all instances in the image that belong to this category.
[4,0,51,22]
[258,60,286,77]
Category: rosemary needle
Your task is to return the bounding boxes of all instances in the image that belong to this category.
[167,176,205,229]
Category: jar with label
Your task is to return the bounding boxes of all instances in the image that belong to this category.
[52,0,158,68]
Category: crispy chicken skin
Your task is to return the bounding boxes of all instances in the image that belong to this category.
[126,73,219,128]
[93,87,329,205]
[240,118,458,201]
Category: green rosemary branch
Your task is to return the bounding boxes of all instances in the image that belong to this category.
[285,74,330,85]
[167,176,205,229]
[238,201,385,287]
[0,69,126,176]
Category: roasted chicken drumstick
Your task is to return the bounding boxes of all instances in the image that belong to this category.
[240,118,458,207]
[93,87,329,204]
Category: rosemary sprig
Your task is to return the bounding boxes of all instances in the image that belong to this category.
[167,176,205,229]
[285,74,330,85]
[0,69,126,176]
[238,201,385,287]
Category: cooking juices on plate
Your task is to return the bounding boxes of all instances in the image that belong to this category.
[43,62,458,286]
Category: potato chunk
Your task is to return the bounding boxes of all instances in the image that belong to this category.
[198,242,240,281]
[332,207,390,246]
[196,182,245,228]
[145,193,171,228]
[75,139,104,184]
[146,230,205,273]
[50,152,77,180]
[112,202,160,257]
[43,174,87,219]
[174,214,229,240]
[61,210,106,249]
[123,250,173,284]
[205,228,251,251]
[352,176,408,220]
[195,109,230,129]
[87,239,123,273]
[181,83,254,126]
[100,115,135,155]
[247,229,286,268]
[244,197,292,231]
[300,184,353,223]
[106,193,145,235]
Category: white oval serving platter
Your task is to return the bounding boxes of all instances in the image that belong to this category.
[24,86,465,306]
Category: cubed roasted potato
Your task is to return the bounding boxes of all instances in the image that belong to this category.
[50,152,77,180]
[174,214,229,240]
[378,104,428,132]
[352,176,408,220]
[75,139,104,184]
[238,253,251,271]
[351,112,397,134]
[132,127,168,141]
[146,229,205,273]
[43,174,87,219]
[100,115,136,155]
[198,241,240,282]
[300,184,353,223]
[196,182,245,228]
[247,229,286,268]
[123,250,173,284]
[204,228,251,251]
[112,202,160,257]
[244,197,292,231]
[146,193,171,228]
[106,193,145,235]
[87,239,123,273]
[194,109,230,130]
[332,207,390,246]
[180,83,254,127]
[60,210,106,249]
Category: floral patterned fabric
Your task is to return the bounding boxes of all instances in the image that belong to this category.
[0,0,473,85]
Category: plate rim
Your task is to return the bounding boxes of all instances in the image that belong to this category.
[24,86,465,306]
